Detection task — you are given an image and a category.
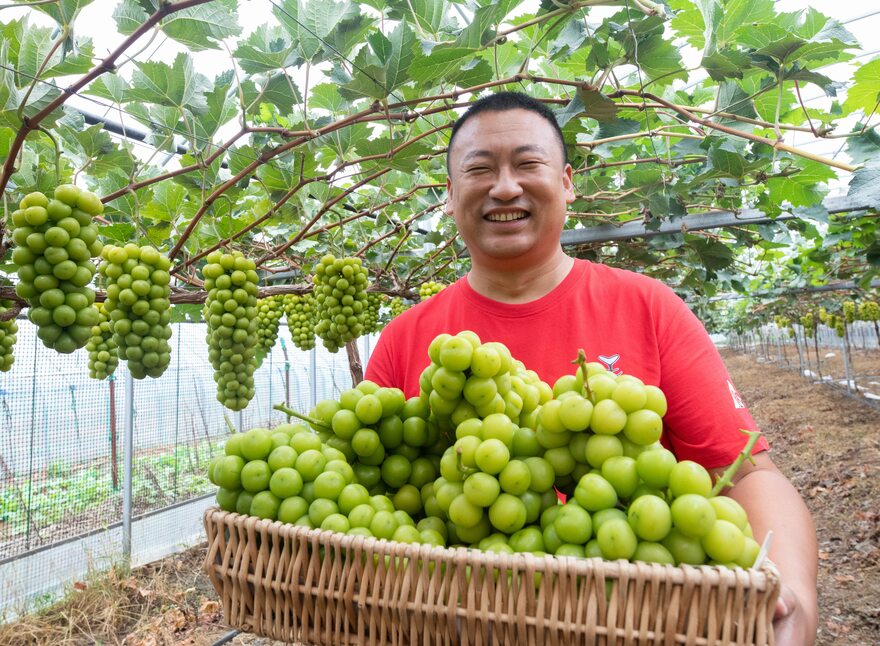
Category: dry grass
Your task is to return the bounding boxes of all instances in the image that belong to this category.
[0,548,224,646]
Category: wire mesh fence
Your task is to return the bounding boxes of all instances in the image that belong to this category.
[0,319,364,569]
[727,321,880,408]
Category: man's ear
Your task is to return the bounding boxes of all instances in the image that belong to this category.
[445,177,454,215]
[562,164,575,205]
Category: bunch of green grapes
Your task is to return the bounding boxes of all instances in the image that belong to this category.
[417,331,549,437]
[0,300,18,372]
[86,302,118,380]
[312,255,369,352]
[306,380,444,514]
[11,186,104,353]
[843,300,856,324]
[818,307,828,324]
[858,300,880,321]
[202,251,260,410]
[388,297,409,320]
[255,295,284,366]
[208,425,437,546]
[363,292,385,334]
[283,293,316,351]
[800,312,814,338]
[99,244,173,379]
[419,281,445,301]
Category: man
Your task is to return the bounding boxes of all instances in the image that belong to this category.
[365,92,817,644]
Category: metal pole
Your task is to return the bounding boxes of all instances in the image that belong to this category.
[122,368,134,569]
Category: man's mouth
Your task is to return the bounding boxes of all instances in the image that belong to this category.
[484,210,529,222]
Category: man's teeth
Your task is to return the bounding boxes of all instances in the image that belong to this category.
[486,211,528,222]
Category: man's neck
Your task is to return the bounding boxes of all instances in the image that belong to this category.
[466,252,575,304]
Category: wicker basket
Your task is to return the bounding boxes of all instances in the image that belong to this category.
[203,507,780,645]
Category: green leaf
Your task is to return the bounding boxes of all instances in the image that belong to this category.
[635,35,688,86]
[715,81,758,120]
[455,0,517,48]
[702,48,751,81]
[847,162,880,209]
[668,0,707,50]
[17,25,55,80]
[648,190,686,219]
[356,136,431,173]
[113,0,149,35]
[579,88,618,124]
[160,0,241,51]
[34,0,95,26]
[127,53,211,113]
[234,24,300,73]
[383,20,417,94]
[142,181,187,222]
[687,236,734,272]
[85,74,129,103]
[845,126,880,166]
[409,46,474,84]
[251,73,303,114]
[844,58,880,117]
[388,0,446,35]
[767,160,835,208]
[707,145,748,179]
[100,222,136,243]
[716,0,776,46]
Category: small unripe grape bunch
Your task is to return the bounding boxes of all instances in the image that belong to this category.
[11,185,104,353]
[419,281,445,301]
[283,293,316,351]
[363,292,385,334]
[388,297,409,320]
[858,300,880,322]
[202,250,260,411]
[86,302,118,380]
[99,244,173,379]
[255,295,284,367]
[0,300,19,372]
[843,300,855,324]
[312,255,369,352]
[800,312,814,338]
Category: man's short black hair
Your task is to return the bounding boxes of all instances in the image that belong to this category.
[447,91,569,172]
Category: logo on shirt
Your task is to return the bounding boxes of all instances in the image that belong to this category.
[727,380,746,409]
[598,353,621,374]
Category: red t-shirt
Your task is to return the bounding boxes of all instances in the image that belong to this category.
[365,259,767,468]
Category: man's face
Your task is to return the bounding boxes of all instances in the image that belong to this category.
[445,108,575,269]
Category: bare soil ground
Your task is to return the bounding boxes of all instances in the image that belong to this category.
[0,349,877,645]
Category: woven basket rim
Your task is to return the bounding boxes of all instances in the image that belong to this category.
[204,506,779,591]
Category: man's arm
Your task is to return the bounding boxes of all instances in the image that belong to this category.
[710,452,818,645]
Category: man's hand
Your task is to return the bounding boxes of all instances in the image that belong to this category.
[774,584,816,646]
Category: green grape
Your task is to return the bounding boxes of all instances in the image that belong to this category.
[99,244,172,379]
[201,250,259,410]
[11,186,104,353]
[255,294,283,366]
[0,300,18,372]
[419,281,446,301]
[86,302,118,380]
[312,255,370,352]
[283,293,316,351]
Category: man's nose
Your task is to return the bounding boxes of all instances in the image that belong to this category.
[489,166,523,201]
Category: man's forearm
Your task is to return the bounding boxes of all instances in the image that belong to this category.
[725,466,818,634]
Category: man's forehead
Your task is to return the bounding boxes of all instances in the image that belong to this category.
[459,144,552,162]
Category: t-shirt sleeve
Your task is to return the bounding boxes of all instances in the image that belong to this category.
[363,331,397,388]
[655,290,769,469]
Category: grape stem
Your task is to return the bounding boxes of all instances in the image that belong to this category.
[223,414,235,434]
[710,429,763,496]
[572,349,594,400]
[272,402,330,429]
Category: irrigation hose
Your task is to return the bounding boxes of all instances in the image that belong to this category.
[211,629,240,645]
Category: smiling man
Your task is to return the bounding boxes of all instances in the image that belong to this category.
[364,91,817,645]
